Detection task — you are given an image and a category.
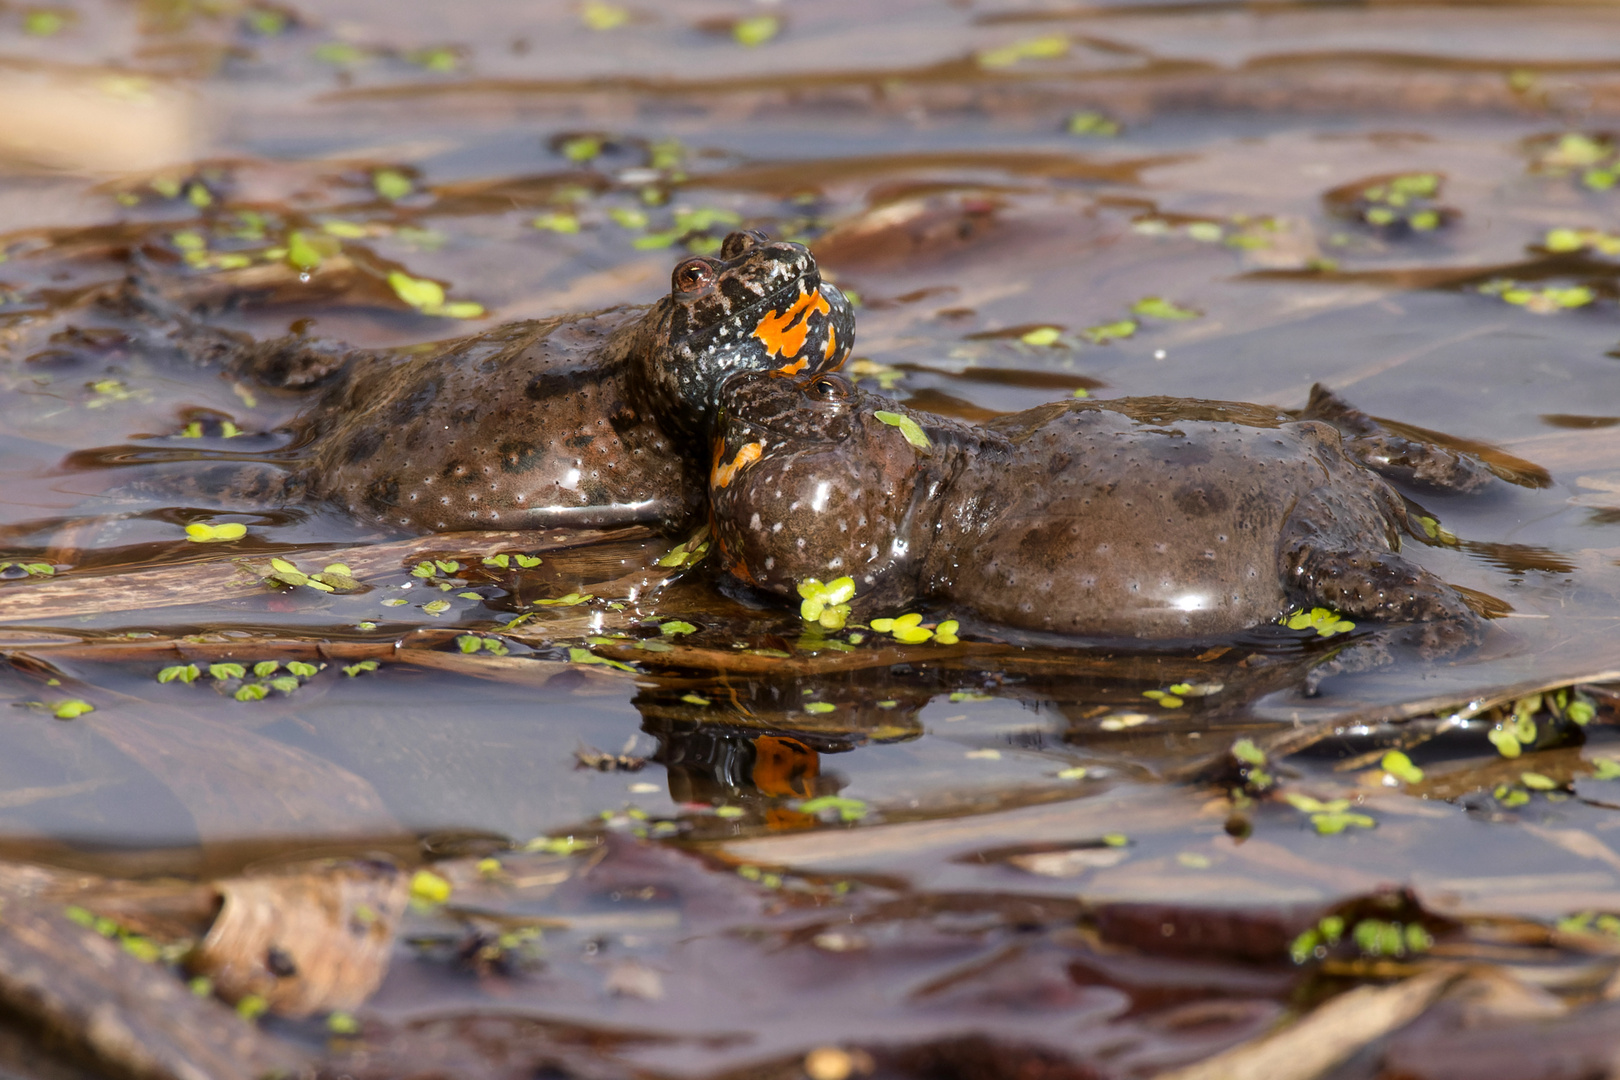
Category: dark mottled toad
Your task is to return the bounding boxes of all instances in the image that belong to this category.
[250,230,853,531]
[708,372,1539,647]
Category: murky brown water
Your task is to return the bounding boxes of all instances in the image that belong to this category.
[6,2,1620,1078]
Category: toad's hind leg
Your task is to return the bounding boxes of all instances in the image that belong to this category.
[1280,487,1489,656]
[1301,384,1502,493]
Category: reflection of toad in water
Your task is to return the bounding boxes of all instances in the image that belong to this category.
[632,681,927,813]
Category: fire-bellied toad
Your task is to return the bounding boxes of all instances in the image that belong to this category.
[707,372,1546,648]
[225,230,853,532]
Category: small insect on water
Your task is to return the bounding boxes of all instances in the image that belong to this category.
[574,737,648,772]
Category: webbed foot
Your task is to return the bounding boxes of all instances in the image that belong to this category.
[1302,384,1551,492]
[1282,488,1493,659]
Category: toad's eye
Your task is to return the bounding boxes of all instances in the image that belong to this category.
[805,374,852,401]
[673,259,716,293]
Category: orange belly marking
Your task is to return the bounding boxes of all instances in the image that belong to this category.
[711,440,763,489]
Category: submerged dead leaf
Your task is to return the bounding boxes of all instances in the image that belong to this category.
[190,861,408,1018]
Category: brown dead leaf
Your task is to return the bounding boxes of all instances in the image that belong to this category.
[190,860,408,1018]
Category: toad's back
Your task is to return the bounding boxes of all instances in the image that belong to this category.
[294,309,696,532]
[928,399,1399,638]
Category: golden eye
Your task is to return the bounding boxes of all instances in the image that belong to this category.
[673,259,715,293]
[806,374,852,401]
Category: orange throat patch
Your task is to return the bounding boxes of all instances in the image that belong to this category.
[752,286,832,363]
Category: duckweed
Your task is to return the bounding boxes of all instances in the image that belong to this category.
[387,271,484,319]
[732,15,779,46]
[580,1,629,30]
[373,169,412,200]
[804,701,836,714]
[847,359,905,389]
[409,869,452,906]
[869,612,933,643]
[157,664,200,684]
[1058,766,1088,780]
[535,592,593,606]
[533,212,580,234]
[1479,278,1595,312]
[1019,326,1064,347]
[873,411,931,449]
[797,576,855,630]
[52,699,93,719]
[285,231,322,272]
[1545,227,1620,255]
[209,663,246,681]
[1283,607,1356,637]
[1381,750,1424,785]
[1131,296,1200,321]
[1142,689,1185,709]
[343,661,379,677]
[798,795,868,822]
[1231,738,1266,766]
[1083,319,1137,344]
[1067,111,1120,137]
[24,10,67,35]
[681,693,710,705]
[657,533,709,568]
[0,561,56,577]
[1417,516,1458,544]
[978,34,1067,69]
[567,647,636,673]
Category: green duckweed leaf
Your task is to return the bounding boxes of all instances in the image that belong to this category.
[286,661,319,678]
[387,271,446,311]
[533,211,580,233]
[873,411,931,449]
[1083,319,1137,344]
[234,683,268,702]
[580,1,629,30]
[798,795,868,822]
[1488,726,1523,758]
[185,522,246,543]
[1311,811,1376,835]
[567,647,636,673]
[157,664,200,685]
[343,660,379,677]
[978,34,1067,69]
[1019,326,1063,346]
[1590,757,1620,780]
[209,663,245,681]
[1381,751,1424,785]
[52,699,93,719]
[1231,738,1266,766]
[1131,296,1201,320]
[1067,111,1120,136]
[409,869,451,906]
[733,14,779,46]
[534,592,592,607]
